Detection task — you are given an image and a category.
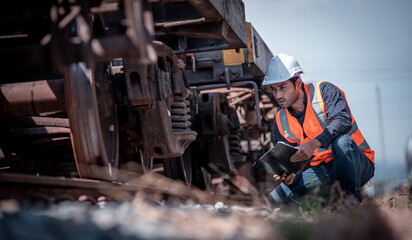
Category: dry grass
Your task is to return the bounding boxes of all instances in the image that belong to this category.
[263,181,412,240]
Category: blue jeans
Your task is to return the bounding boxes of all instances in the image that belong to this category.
[268,135,375,204]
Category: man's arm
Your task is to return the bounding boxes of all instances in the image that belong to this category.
[291,82,352,162]
[314,82,352,148]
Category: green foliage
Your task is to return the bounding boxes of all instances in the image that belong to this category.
[287,185,329,215]
[279,221,315,240]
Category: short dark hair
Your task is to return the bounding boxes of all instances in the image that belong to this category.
[289,77,299,86]
[289,77,304,89]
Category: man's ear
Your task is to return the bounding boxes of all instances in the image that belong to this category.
[296,78,303,89]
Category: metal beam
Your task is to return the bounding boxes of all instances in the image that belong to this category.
[0,79,65,117]
[152,0,247,52]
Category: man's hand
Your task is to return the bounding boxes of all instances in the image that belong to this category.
[290,139,322,162]
[274,173,295,185]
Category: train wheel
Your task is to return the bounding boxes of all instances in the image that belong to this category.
[162,149,192,186]
[64,62,119,180]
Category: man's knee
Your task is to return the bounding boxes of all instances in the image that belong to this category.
[268,184,289,204]
[332,134,354,155]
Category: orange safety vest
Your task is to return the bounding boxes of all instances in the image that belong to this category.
[275,81,375,166]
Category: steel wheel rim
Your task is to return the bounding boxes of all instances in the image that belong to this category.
[65,62,119,180]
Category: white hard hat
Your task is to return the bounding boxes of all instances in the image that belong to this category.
[262,53,304,86]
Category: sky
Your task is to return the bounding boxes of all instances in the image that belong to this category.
[243,0,412,181]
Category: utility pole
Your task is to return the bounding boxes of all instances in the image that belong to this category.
[376,84,386,168]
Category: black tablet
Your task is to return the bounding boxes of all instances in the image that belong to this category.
[252,142,313,175]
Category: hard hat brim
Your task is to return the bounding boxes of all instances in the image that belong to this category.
[262,72,302,86]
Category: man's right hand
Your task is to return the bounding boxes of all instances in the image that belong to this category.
[274,173,295,185]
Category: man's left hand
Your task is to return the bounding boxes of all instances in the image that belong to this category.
[274,173,295,185]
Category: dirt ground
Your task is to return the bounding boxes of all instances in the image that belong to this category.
[0,178,411,240]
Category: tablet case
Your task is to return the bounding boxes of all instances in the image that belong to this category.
[252,142,313,175]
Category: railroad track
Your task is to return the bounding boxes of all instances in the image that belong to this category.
[0,172,136,204]
[0,172,265,207]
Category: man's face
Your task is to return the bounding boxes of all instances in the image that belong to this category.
[269,80,299,108]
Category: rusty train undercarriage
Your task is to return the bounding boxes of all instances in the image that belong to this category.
[0,0,278,192]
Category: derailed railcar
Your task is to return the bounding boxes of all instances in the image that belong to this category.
[0,0,277,191]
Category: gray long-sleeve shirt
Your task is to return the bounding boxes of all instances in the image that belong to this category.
[272,82,352,149]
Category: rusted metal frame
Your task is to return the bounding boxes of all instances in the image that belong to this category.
[63,0,154,64]
[154,31,231,53]
[227,89,252,101]
[10,127,71,136]
[0,79,66,117]
[124,0,157,63]
[243,22,273,77]
[212,22,273,82]
[135,42,197,158]
[6,117,70,128]
[0,44,51,76]
[0,0,155,74]
[202,87,252,96]
[172,22,223,39]
[173,39,230,53]
[48,1,86,73]
[196,92,234,174]
[214,65,242,90]
[0,35,151,74]
[197,92,225,137]
[224,68,231,90]
[90,1,120,13]
[89,35,154,63]
[187,0,247,48]
[122,41,175,107]
[195,56,222,64]
[150,0,203,23]
[168,22,242,52]
[190,81,262,128]
[137,100,197,158]
[0,34,28,39]
[229,92,252,107]
[122,61,154,107]
[186,51,244,86]
[152,0,247,52]
[155,17,206,28]
[29,136,72,145]
[207,64,245,85]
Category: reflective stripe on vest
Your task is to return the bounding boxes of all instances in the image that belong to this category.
[275,81,375,166]
[308,82,329,128]
[277,109,300,143]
